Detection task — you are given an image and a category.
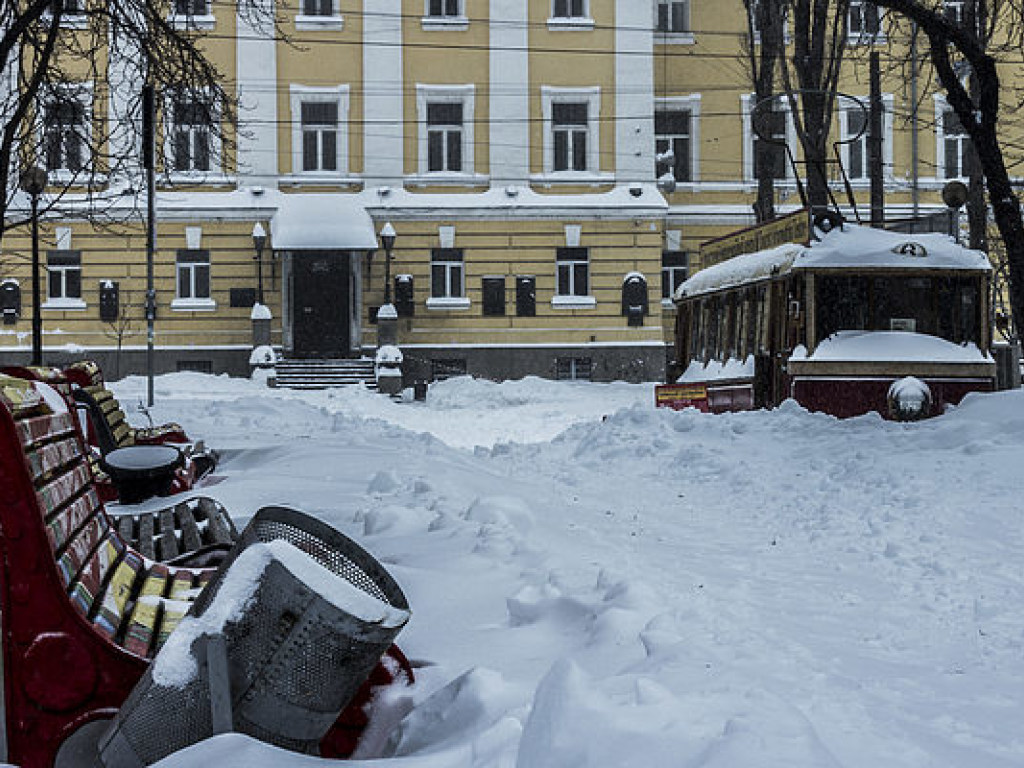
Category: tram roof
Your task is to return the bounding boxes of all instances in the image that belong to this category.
[675,243,803,300]
[793,224,992,272]
[676,224,990,301]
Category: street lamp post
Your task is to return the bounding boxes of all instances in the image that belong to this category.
[252,222,267,305]
[20,166,47,366]
[379,222,396,305]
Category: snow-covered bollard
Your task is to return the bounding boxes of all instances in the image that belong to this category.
[250,344,277,387]
[375,344,404,396]
[887,376,932,421]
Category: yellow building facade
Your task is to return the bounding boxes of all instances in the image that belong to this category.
[0,1,994,381]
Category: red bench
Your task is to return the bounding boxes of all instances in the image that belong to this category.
[0,374,411,767]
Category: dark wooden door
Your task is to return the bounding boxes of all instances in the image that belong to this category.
[292,253,351,358]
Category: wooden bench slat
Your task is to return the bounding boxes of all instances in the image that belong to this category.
[175,502,203,554]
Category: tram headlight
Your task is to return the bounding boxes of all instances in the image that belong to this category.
[887,376,932,421]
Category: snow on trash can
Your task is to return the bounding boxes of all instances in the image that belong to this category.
[97,507,410,766]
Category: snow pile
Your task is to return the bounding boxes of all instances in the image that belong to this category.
[100,373,1024,768]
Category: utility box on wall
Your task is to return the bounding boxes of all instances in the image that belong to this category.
[621,273,648,327]
[99,280,119,323]
[0,280,20,325]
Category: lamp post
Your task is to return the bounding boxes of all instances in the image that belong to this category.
[379,222,396,304]
[252,222,267,305]
[20,166,47,366]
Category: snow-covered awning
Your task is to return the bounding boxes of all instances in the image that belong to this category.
[270,194,378,251]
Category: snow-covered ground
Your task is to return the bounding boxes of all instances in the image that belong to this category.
[99,373,1024,767]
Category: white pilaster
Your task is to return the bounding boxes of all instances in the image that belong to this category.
[237,0,279,186]
[615,0,655,186]
[363,0,404,187]
[489,0,530,186]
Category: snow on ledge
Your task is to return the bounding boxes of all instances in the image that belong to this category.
[792,331,993,363]
[677,355,755,383]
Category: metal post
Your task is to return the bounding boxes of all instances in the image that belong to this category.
[143,84,156,407]
[30,191,41,366]
[20,166,47,367]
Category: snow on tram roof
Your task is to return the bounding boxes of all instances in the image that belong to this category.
[794,224,991,271]
[675,243,803,300]
[675,224,989,301]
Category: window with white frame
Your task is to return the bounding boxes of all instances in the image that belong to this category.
[662,251,689,301]
[743,94,794,183]
[941,106,973,179]
[175,0,208,14]
[46,251,82,302]
[849,0,881,39]
[841,100,869,180]
[426,0,461,17]
[542,88,600,176]
[657,1,690,33]
[176,250,211,301]
[553,103,589,172]
[428,103,463,172]
[556,247,589,297]
[302,102,338,172]
[553,0,586,18]
[944,0,965,25]
[417,86,474,177]
[303,0,333,14]
[431,249,465,299]
[556,357,592,380]
[839,95,892,182]
[655,107,693,183]
[43,90,88,174]
[51,0,84,14]
[290,86,348,176]
[169,91,214,173]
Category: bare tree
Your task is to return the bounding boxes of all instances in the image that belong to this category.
[870,0,1024,338]
[0,1,274,240]
[778,0,850,212]
[742,0,788,222]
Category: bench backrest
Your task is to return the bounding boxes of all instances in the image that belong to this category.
[0,375,214,658]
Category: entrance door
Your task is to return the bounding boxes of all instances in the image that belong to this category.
[292,252,351,358]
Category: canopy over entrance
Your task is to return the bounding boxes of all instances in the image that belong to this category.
[270,194,378,251]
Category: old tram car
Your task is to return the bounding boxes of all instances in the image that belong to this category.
[656,223,996,419]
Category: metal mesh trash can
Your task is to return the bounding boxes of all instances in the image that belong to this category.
[97,506,410,767]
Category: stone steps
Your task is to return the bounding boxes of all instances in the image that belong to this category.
[274,358,377,390]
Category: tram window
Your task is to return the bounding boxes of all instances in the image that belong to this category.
[817,276,869,338]
[707,297,720,361]
[756,286,769,354]
[874,276,936,336]
[743,290,755,359]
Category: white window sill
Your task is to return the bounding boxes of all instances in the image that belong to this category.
[295,15,344,31]
[42,298,86,311]
[281,173,360,186]
[164,171,233,187]
[44,13,88,29]
[847,33,886,45]
[656,32,695,45]
[46,169,102,186]
[661,298,676,308]
[532,172,615,186]
[406,173,488,187]
[170,14,215,30]
[551,295,596,309]
[421,17,469,31]
[426,297,471,310]
[171,298,217,312]
[547,17,596,30]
